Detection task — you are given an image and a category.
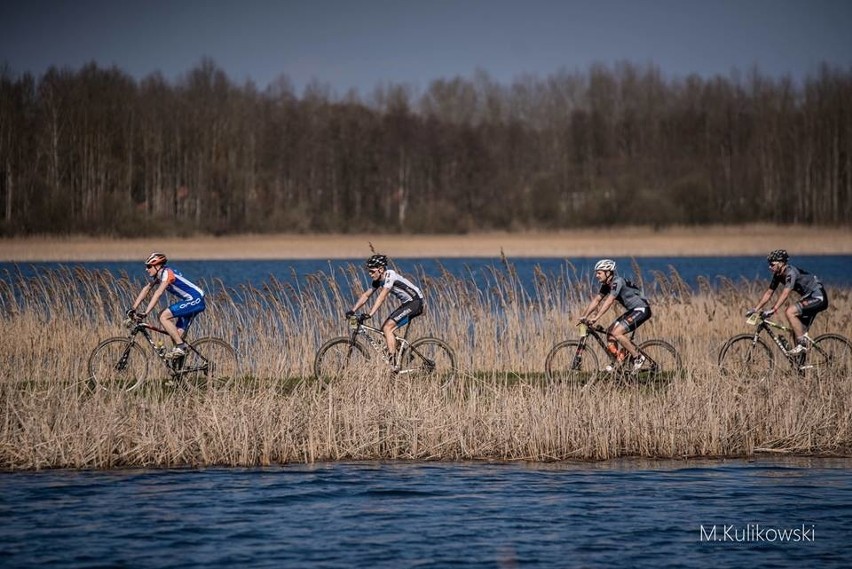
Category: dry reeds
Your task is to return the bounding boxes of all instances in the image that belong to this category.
[1,264,850,470]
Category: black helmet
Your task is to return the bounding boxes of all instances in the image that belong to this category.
[766,249,789,263]
[366,254,388,269]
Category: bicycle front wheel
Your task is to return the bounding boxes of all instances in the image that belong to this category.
[718,334,776,378]
[87,338,149,392]
[314,337,370,381]
[404,337,456,385]
[637,339,682,381]
[181,337,239,390]
[545,340,600,384]
[808,334,852,378]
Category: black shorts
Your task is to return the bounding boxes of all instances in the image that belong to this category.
[610,306,652,334]
[386,298,424,327]
[795,289,828,329]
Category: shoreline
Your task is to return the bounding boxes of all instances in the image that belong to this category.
[2,225,851,261]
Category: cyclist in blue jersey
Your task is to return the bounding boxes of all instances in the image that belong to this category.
[579,259,652,371]
[750,249,829,355]
[129,252,206,359]
[347,254,424,365]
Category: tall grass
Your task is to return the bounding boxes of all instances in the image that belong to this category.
[1,263,850,470]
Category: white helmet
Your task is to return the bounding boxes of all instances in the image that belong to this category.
[594,259,616,272]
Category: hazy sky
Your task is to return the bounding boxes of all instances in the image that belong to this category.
[2,0,850,95]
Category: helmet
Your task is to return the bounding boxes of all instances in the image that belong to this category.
[145,252,167,266]
[366,254,388,269]
[594,259,616,272]
[766,249,789,263]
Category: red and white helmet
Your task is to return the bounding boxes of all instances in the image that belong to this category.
[145,252,167,266]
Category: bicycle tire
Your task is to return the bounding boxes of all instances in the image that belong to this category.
[808,334,852,378]
[314,337,370,381]
[636,339,682,381]
[404,337,457,385]
[545,340,601,384]
[180,337,239,390]
[718,334,776,378]
[87,337,149,392]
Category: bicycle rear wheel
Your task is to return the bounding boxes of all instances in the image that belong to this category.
[87,338,149,392]
[807,334,852,379]
[718,334,776,378]
[545,340,600,384]
[636,339,682,382]
[180,337,239,390]
[403,337,456,385]
[314,337,370,382]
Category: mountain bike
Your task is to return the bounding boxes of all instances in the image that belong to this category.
[544,319,682,383]
[87,314,239,392]
[314,314,456,385]
[718,312,852,378]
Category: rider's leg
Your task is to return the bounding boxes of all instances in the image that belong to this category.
[382,319,399,357]
[785,304,806,344]
[610,323,640,358]
[159,309,184,345]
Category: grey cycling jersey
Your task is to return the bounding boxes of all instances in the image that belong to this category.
[373,269,423,303]
[600,275,649,311]
[770,265,824,298]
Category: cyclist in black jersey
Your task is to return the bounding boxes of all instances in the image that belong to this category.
[750,249,829,354]
[579,259,652,371]
[347,254,424,364]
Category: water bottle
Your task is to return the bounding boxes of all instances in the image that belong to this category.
[155,340,166,357]
[778,336,790,351]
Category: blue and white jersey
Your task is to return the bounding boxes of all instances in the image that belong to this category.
[151,266,205,302]
[372,269,423,303]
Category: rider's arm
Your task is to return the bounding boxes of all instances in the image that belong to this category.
[368,287,392,318]
[350,288,375,313]
[768,287,792,314]
[589,295,616,323]
[580,294,604,322]
[141,280,169,315]
[131,283,153,312]
[752,288,775,312]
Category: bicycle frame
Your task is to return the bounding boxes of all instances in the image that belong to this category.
[746,313,796,355]
[124,321,208,377]
[577,321,637,368]
[347,317,416,371]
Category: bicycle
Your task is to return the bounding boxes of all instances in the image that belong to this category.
[87,314,239,392]
[544,319,682,383]
[314,314,457,385]
[718,311,852,378]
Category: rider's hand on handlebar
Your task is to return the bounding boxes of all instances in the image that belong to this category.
[745,308,756,317]
[134,311,147,322]
[345,310,356,319]
[760,308,776,319]
[357,313,371,324]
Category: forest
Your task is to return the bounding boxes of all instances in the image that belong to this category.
[0,59,850,236]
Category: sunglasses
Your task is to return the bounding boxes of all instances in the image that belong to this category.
[145,264,157,269]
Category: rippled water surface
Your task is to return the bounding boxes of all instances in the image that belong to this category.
[1,458,850,568]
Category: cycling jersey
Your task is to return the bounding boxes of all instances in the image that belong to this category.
[770,265,824,298]
[599,276,649,311]
[150,267,205,301]
[373,269,423,303]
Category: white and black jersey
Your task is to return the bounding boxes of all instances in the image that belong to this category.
[373,269,424,303]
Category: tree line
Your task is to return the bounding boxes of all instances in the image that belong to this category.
[1,59,850,236]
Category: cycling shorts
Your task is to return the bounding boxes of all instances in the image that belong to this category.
[168,296,206,331]
[610,306,652,334]
[795,289,828,329]
[386,298,424,328]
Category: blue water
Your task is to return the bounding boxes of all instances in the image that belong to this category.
[2,254,851,292]
[0,458,848,568]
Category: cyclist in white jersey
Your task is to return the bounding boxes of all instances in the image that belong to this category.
[129,252,206,359]
[578,259,652,371]
[347,254,424,363]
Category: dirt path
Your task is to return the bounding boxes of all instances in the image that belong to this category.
[2,225,850,261]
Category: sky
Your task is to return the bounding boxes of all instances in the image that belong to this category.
[2,0,851,96]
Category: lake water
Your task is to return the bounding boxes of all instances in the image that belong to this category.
[0,458,849,568]
[2,254,851,293]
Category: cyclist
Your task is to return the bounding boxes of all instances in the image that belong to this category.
[346,254,424,366]
[129,252,206,359]
[579,259,652,371]
[750,249,828,355]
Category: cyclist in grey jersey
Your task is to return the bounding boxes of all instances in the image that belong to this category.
[751,249,829,354]
[579,259,652,370]
[347,254,424,362]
